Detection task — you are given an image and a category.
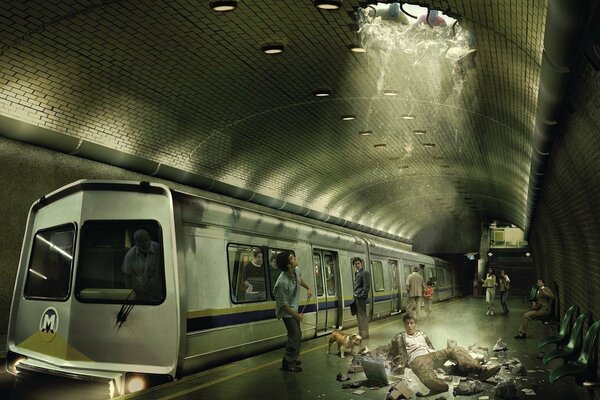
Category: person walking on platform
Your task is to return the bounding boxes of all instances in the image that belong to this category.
[406,267,424,318]
[498,270,510,315]
[423,279,434,317]
[273,251,312,372]
[352,257,371,339]
[481,267,497,315]
[515,278,554,339]
[389,313,501,396]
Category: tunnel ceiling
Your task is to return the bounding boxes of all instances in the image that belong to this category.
[0,1,548,252]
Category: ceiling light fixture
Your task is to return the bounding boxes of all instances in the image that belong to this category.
[413,130,426,135]
[359,130,372,136]
[402,114,416,120]
[374,143,387,149]
[314,0,342,10]
[210,1,238,12]
[262,44,284,54]
[313,90,331,97]
[423,143,436,148]
[341,115,356,121]
[383,90,398,96]
[525,252,531,257]
[349,45,366,53]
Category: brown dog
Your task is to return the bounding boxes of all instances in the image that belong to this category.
[328,330,362,359]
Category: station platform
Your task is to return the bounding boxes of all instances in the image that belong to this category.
[117,297,595,400]
[2,296,598,399]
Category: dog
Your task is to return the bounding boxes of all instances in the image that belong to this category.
[328,330,362,359]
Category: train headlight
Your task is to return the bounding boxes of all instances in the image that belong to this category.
[126,375,146,393]
[6,351,26,375]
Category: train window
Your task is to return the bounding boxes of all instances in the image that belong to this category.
[24,224,76,301]
[313,253,324,296]
[268,248,294,300]
[389,260,399,291]
[371,260,385,292]
[75,221,165,304]
[324,254,336,296]
[228,244,267,303]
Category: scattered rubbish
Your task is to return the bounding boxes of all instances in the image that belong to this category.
[342,382,363,389]
[504,358,526,375]
[478,396,489,400]
[453,378,484,396]
[353,389,366,395]
[447,339,458,348]
[336,373,351,381]
[386,382,413,400]
[492,338,508,352]
[492,379,517,399]
[521,388,536,395]
[435,397,447,400]
[489,357,498,360]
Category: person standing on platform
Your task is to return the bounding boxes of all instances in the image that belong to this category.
[423,279,434,317]
[498,270,510,315]
[515,278,554,339]
[406,267,424,318]
[352,257,371,339]
[481,267,497,315]
[273,251,312,372]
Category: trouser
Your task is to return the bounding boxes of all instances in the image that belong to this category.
[410,347,482,392]
[356,298,369,337]
[282,317,301,366]
[500,290,509,313]
[485,288,495,312]
[424,298,432,316]
[518,307,550,334]
[407,296,422,317]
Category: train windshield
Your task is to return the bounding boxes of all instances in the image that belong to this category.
[24,224,76,300]
[75,220,165,304]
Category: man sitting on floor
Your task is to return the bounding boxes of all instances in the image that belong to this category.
[389,313,501,395]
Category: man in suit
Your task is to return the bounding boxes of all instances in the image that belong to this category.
[352,257,371,339]
[406,267,425,318]
[515,278,554,339]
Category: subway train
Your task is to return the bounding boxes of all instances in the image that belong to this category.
[6,180,456,395]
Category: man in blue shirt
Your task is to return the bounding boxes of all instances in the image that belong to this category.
[273,251,312,372]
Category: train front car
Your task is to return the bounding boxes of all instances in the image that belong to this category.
[6,181,181,396]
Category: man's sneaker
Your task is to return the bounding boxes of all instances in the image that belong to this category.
[490,311,494,315]
[479,365,501,381]
[486,310,490,315]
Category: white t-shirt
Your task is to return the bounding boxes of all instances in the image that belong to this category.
[405,331,435,364]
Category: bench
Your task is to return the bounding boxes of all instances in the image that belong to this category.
[539,305,579,350]
[549,320,600,385]
[543,313,587,365]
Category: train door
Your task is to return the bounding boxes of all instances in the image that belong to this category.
[389,259,401,314]
[313,249,340,334]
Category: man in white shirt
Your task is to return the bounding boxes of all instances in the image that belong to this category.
[389,313,501,394]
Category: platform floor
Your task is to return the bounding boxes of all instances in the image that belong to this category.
[2,296,598,399]
[118,297,597,400]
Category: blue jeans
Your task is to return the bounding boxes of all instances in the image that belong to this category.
[500,290,509,314]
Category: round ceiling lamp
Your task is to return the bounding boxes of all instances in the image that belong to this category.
[314,1,342,11]
[210,1,238,12]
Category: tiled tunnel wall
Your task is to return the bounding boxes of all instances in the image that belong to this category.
[530,59,600,324]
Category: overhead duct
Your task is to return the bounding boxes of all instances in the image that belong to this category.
[524,0,593,236]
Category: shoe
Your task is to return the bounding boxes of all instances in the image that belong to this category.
[479,365,501,381]
[514,333,526,339]
[486,311,490,315]
[490,311,494,315]
[281,365,303,372]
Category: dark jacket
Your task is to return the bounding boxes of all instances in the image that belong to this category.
[353,267,371,300]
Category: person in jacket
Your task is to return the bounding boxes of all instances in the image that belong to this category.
[498,270,510,315]
[406,267,424,318]
[389,313,501,395]
[514,278,554,339]
[352,257,371,339]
